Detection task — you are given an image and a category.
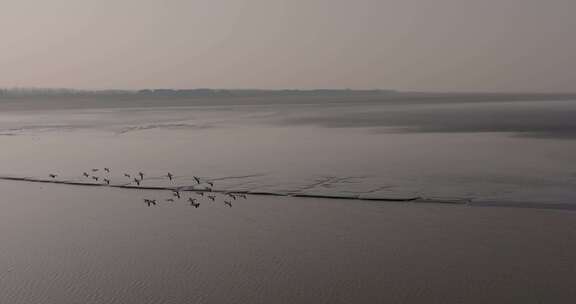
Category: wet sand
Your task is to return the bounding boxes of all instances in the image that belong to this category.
[1,181,575,304]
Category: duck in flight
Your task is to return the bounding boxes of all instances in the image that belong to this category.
[167,172,173,181]
[103,178,110,185]
[138,172,144,180]
[224,200,232,208]
[144,199,157,206]
[124,173,131,178]
[188,198,200,208]
[83,172,90,178]
[193,176,200,184]
[134,178,141,186]
[226,193,238,200]
[104,168,110,173]
[92,176,99,181]
[172,191,181,199]
[207,195,216,202]
[49,174,57,179]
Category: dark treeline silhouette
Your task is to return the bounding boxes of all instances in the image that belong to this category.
[136,88,396,97]
[0,88,132,97]
[0,88,396,98]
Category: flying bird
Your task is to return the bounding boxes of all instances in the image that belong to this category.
[91,169,99,172]
[167,172,173,180]
[138,172,144,179]
[206,181,214,187]
[226,193,237,200]
[188,198,200,208]
[103,178,110,185]
[104,168,110,173]
[165,198,175,202]
[193,176,200,184]
[134,178,141,186]
[172,191,181,199]
[124,173,131,178]
[224,200,232,208]
[196,191,204,197]
[49,174,57,179]
[144,199,157,206]
[83,172,89,177]
[207,195,216,202]
[92,176,99,181]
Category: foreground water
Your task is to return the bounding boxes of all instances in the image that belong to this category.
[0,97,575,207]
[2,97,576,303]
[1,182,576,304]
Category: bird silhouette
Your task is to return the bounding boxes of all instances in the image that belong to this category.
[224,200,232,208]
[138,172,144,179]
[196,191,204,197]
[103,178,110,185]
[226,193,238,200]
[207,195,216,202]
[124,173,131,178]
[144,199,157,206]
[172,191,181,199]
[193,176,200,184]
[134,178,141,186]
[188,198,200,208]
[92,176,99,181]
[104,168,110,173]
[238,194,248,199]
[207,181,214,187]
[49,174,57,179]
[167,172,173,180]
[82,172,89,177]
[91,169,99,172]
[165,198,175,202]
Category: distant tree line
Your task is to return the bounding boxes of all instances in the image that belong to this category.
[136,88,396,97]
[3,88,573,102]
[0,88,397,98]
[0,88,132,97]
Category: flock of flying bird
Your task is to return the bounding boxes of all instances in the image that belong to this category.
[49,168,248,208]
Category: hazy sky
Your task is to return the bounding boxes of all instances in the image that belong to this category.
[1,0,575,92]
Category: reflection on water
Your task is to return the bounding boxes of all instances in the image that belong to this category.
[0,98,575,206]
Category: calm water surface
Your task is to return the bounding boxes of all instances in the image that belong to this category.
[1,98,575,205]
[2,97,576,303]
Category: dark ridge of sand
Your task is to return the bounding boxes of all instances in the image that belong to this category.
[2,175,575,211]
[0,176,423,202]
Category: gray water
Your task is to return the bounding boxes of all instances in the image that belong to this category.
[2,96,576,303]
[1,97,575,206]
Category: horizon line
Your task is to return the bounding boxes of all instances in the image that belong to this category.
[2,87,576,95]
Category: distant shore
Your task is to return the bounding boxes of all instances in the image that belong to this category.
[1,87,576,99]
